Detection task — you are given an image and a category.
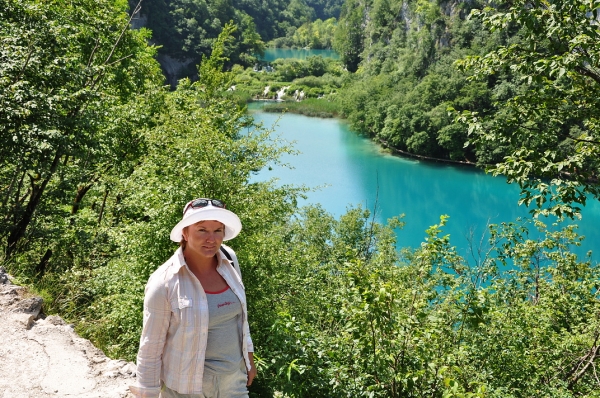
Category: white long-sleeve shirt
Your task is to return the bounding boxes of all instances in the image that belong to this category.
[129,247,253,397]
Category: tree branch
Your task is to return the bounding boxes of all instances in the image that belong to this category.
[105,53,134,67]
[575,64,600,86]
[572,137,600,145]
[102,0,143,67]
[13,45,34,84]
[89,0,143,91]
[87,38,101,69]
[566,331,600,389]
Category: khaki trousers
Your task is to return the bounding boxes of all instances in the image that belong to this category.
[160,360,248,398]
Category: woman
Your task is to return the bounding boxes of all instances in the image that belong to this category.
[130,198,256,398]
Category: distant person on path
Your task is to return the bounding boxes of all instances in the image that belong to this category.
[130,198,256,398]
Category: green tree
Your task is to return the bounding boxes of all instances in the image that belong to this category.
[455,0,600,218]
[272,58,309,80]
[333,0,496,162]
[249,209,599,397]
[71,25,302,360]
[290,18,337,49]
[225,13,265,68]
[333,0,365,72]
[0,0,161,263]
[305,0,345,20]
[233,0,289,40]
[141,0,260,74]
[282,0,316,27]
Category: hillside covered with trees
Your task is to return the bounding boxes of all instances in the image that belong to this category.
[134,0,344,82]
[1,0,599,397]
[332,0,600,218]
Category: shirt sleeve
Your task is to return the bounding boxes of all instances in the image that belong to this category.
[246,322,254,353]
[129,276,171,398]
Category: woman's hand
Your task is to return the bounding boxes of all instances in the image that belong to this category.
[247,352,257,386]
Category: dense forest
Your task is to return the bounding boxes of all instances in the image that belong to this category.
[1,0,599,397]
[135,0,344,83]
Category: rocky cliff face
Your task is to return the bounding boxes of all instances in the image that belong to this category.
[129,1,194,88]
[0,268,137,397]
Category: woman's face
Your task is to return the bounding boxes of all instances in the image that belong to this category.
[182,220,225,261]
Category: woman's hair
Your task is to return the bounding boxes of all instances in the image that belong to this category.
[180,226,188,250]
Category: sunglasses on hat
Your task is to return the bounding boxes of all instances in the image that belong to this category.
[183,198,226,214]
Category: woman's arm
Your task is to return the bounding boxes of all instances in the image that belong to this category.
[130,279,171,398]
[246,352,257,386]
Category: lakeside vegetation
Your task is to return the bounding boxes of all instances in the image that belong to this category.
[228,55,345,116]
[261,98,341,118]
[1,1,599,397]
[268,17,338,49]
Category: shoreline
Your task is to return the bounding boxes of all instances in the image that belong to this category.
[255,101,478,167]
[375,138,477,167]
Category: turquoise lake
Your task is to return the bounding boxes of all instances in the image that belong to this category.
[259,48,339,62]
[249,105,600,262]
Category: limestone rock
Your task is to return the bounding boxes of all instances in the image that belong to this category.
[0,269,137,397]
[11,296,43,318]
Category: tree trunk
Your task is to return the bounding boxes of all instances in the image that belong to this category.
[71,183,94,215]
[5,150,62,259]
[97,188,109,225]
[35,249,53,276]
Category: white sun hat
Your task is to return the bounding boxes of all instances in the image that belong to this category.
[169,198,242,242]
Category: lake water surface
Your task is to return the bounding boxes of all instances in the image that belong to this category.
[259,48,339,62]
[249,105,599,261]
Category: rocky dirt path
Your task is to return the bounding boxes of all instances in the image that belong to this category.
[0,268,136,397]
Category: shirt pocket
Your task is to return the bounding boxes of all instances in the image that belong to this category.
[170,297,194,326]
[165,298,198,360]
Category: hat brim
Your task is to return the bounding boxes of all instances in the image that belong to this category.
[170,207,242,242]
